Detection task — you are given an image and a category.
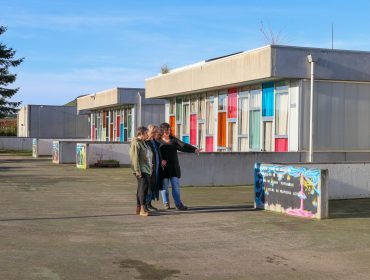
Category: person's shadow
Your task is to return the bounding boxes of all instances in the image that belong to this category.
[154,204,259,216]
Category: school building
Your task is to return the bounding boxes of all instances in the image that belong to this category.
[77,87,166,142]
[145,45,370,152]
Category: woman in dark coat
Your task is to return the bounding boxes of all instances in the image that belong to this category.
[159,122,199,211]
[145,124,162,211]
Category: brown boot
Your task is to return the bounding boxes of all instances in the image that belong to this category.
[140,205,149,217]
[136,205,141,215]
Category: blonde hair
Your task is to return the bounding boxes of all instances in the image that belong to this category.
[147,124,159,140]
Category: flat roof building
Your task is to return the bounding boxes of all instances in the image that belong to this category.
[17,105,90,139]
[146,45,370,152]
[77,87,166,142]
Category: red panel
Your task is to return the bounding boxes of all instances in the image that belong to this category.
[169,115,176,136]
[91,125,95,141]
[206,136,214,152]
[190,114,197,145]
[110,124,113,141]
[275,138,288,152]
[103,112,106,128]
[228,88,237,118]
[116,116,120,137]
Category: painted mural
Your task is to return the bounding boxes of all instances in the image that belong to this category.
[76,143,87,169]
[32,138,38,158]
[52,141,59,163]
[254,163,323,219]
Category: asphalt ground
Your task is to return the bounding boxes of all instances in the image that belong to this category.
[1,154,370,280]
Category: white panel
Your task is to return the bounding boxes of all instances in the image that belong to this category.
[289,80,299,151]
[165,103,170,122]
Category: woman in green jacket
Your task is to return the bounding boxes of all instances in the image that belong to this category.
[130,126,153,217]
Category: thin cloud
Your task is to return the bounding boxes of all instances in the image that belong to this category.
[13,67,150,105]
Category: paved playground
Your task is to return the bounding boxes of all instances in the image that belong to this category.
[1,155,370,280]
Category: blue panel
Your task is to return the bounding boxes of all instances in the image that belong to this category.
[262,82,274,117]
[120,124,124,142]
[182,135,190,144]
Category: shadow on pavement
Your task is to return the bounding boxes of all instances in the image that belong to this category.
[329,198,370,219]
[0,205,258,221]
[155,204,259,216]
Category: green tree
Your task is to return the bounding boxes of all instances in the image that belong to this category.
[0,26,24,118]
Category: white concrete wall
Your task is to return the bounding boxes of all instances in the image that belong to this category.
[294,163,370,199]
[0,137,32,150]
[75,143,130,168]
[32,139,53,157]
[178,152,370,200]
[52,141,77,164]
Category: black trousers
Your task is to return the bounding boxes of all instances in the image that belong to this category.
[136,173,150,206]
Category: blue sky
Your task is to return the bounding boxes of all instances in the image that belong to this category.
[1,0,370,106]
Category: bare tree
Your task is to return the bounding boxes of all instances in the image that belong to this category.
[259,21,285,45]
[160,64,170,74]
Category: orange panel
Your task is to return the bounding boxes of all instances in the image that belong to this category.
[218,112,226,147]
[169,115,176,136]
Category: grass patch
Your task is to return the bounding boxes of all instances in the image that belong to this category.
[0,149,32,156]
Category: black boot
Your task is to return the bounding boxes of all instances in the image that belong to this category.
[148,202,158,211]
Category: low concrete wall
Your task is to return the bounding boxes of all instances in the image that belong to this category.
[179,152,370,200]
[52,141,77,164]
[289,163,370,200]
[88,143,130,166]
[76,143,130,168]
[0,137,32,151]
[254,163,329,219]
[179,152,302,186]
[32,139,53,157]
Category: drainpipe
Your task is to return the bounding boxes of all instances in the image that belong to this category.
[307,54,317,163]
[137,92,142,127]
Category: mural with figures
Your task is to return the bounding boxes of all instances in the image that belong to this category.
[52,141,59,163]
[254,163,327,219]
[76,143,87,169]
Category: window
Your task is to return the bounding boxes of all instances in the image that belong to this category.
[199,93,206,120]
[191,96,198,113]
[263,121,273,152]
[238,88,249,151]
[206,95,214,135]
[249,85,261,150]
[228,122,238,151]
[262,82,274,117]
[275,81,289,136]
[190,114,197,145]
[176,97,182,121]
[169,98,175,115]
[218,91,227,111]
[183,102,190,135]
[228,88,237,119]
[127,108,132,140]
[249,111,261,150]
[198,123,205,150]
[218,112,226,147]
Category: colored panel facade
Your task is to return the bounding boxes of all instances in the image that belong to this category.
[166,80,294,153]
[169,115,176,136]
[182,135,190,144]
[120,123,124,142]
[190,114,197,145]
[90,107,133,142]
[227,88,237,118]
[275,138,288,152]
[206,136,213,152]
[262,82,274,117]
[116,116,120,138]
[218,112,227,147]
